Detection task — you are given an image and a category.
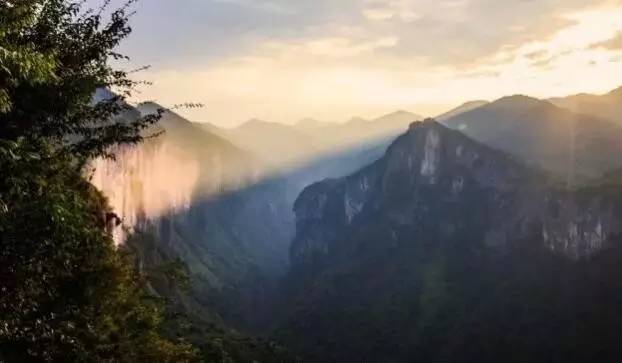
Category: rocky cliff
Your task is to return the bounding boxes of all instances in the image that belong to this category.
[293,119,621,265]
[278,120,622,362]
[89,106,296,330]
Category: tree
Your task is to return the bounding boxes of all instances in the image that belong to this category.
[0,1,196,361]
[0,0,160,161]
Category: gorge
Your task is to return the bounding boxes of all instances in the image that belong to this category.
[92,88,622,362]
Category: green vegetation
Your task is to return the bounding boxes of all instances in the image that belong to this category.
[0,1,294,361]
[0,0,197,361]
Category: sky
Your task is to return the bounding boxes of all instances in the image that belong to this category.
[101,0,622,127]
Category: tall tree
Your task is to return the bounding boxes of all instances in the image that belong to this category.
[0,1,196,361]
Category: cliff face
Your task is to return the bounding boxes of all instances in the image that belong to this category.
[90,139,202,244]
[292,120,621,266]
[89,108,295,323]
[279,120,622,362]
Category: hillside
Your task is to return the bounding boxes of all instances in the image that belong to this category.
[550,86,622,126]
[90,104,295,329]
[195,110,423,170]
[441,95,622,180]
[277,120,622,362]
[435,100,489,121]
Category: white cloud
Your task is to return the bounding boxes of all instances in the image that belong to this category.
[362,0,421,22]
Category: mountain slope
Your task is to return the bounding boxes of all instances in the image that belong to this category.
[441,95,622,180]
[90,104,294,328]
[194,110,423,171]
[277,120,622,362]
[226,119,321,167]
[297,110,424,151]
[435,100,489,121]
[549,86,622,126]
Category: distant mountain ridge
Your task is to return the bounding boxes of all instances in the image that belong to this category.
[435,100,489,121]
[441,95,622,180]
[196,110,423,169]
[549,86,622,126]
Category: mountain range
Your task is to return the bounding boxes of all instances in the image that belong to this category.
[278,120,622,362]
[197,110,423,169]
[549,86,622,126]
[92,84,622,362]
[441,94,622,180]
[90,100,412,330]
[90,102,295,325]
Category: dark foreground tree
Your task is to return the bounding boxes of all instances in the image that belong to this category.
[0,1,196,361]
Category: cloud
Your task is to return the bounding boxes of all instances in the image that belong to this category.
[362,7,395,21]
[591,32,622,50]
[264,36,399,58]
[439,0,470,9]
[362,1,421,22]
[531,57,557,69]
[525,50,549,60]
[212,0,296,14]
[121,0,622,126]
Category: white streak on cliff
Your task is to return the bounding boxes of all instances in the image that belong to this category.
[420,129,441,183]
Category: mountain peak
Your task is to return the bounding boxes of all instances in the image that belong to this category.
[491,94,543,109]
[375,110,421,121]
[436,100,489,121]
[136,101,163,116]
[238,118,278,129]
[386,110,413,116]
[92,88,117,104]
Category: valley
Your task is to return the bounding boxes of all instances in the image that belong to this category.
[5,2,622,361]
[93,86,622,362]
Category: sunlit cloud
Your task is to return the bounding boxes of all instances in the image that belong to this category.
[120,0,622,126]
[591,32,622,50]
[263,36,399,58]
[362,0,421,22]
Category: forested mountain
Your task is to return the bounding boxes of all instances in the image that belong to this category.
[549,86,622,126]
[90,102,296,331]
[441,95,622,180]
[5,1,622,362]
[95,92,622,362]
[91,97,408,335]
[277,120,622,362]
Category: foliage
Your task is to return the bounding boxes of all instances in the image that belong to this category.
[0,140,198,361]
[0,0,199,361]
[162,310,298,363]
[126,231,300,362]
[0,0,161,162]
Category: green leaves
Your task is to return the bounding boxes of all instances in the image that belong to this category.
[0,0,160,160]
[0,1,198,361]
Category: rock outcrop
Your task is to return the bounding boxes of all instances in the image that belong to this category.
[89,106,295,329]
[292,119,622,267]
[278,120,622,363]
